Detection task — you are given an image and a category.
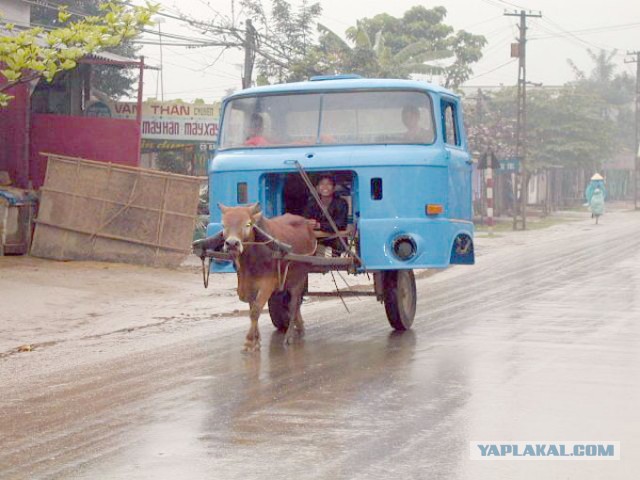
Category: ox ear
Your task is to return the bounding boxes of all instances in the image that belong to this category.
[252,212,263,225]
[217,202,229,213]
[248,202,261,215]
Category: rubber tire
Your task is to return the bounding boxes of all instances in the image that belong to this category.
[382,270,417,331]
[268,290,291,331]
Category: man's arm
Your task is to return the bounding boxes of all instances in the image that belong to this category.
[303,199,321,229]
[334,197,349,230]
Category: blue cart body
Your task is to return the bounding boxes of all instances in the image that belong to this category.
[207,77,474,273]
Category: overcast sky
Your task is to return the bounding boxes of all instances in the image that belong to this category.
[133,0,640,103]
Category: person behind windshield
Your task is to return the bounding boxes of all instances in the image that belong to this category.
[402,105,429,142]
[244,113,270,147]
[304,175,349,252]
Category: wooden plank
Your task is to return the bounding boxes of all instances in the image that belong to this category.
[38,187,195,219]
[41,153,205,182]
[34,219,190,253]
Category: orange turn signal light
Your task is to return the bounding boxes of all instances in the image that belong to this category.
[426,204,444,215]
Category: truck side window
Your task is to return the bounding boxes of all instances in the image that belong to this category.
[442,101,459,146]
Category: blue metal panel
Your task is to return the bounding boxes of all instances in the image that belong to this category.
[211,145,448,174]
[230,78,457,98]
[358,218,473,270]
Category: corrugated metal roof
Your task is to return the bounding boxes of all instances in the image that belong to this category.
[80,51,159,70]
[84,51,139,64]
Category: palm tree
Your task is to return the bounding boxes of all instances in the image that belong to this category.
[315,22,451,79]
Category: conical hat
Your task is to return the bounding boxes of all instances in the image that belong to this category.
[591,173,604,180]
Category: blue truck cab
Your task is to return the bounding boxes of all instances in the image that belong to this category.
[207,77,474,273]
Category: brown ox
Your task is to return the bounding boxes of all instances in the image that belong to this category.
[219,203,316,351]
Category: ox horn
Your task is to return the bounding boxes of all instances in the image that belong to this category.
[248,202,262,215]
[217,202,229,213]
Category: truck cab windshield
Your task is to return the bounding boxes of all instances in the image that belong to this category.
[219,90,435,149]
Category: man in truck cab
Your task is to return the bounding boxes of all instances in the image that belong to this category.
[303,174,349,254]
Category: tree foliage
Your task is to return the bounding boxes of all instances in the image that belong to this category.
[466,48,632,173]
[30,0,144,99]
[241,0,322,84]
[302,6,486,89]
[0,1,157,107]
[181,2,485,88]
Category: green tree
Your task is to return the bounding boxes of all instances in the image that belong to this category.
[293,21,450,80]
[466,86,614,172]
[567,49,635,156]
[0,1,157,107]
[308,6,486,88]
[30,0,144,99]
[241,0,322,84]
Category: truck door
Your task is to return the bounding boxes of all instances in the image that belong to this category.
[441,97,472,221]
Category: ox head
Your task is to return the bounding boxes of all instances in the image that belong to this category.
[218,203,262,257]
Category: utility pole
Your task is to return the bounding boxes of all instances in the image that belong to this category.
[625,51,640,210]
[156,18,166,102]
[505,9,542,230]
[242,19,255,89]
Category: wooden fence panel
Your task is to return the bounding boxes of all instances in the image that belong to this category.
[31,154,201,268]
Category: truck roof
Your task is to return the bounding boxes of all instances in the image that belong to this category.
[227,77,458,99]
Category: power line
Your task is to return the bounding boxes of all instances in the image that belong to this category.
[466,59,518,81]
[494,0,529,10]
[540,17,615,52]
[460,14,504,31]
[478,0,509,10]
[529,21,640,40]
[163,45,237,78]
[161,83,240,96]
[481,28,518,56]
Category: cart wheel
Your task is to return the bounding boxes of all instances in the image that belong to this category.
[268,290,291,331]
[382,270,416,331]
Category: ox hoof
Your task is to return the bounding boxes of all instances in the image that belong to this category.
[243,341,261,353]
[283,334,297,347]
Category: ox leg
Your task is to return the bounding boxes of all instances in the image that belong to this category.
[237,272,253,303]
[284,286,305,346]
[244,279,277,352]
[294,308,305,336]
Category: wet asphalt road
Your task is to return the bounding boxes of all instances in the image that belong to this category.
[1,212,640,479]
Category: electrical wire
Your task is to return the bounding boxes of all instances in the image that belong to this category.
[492,0,529,10]
[529,21,640,40]
[540,17,617,52]
[478,0,508,10]
[466,59,518,82]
